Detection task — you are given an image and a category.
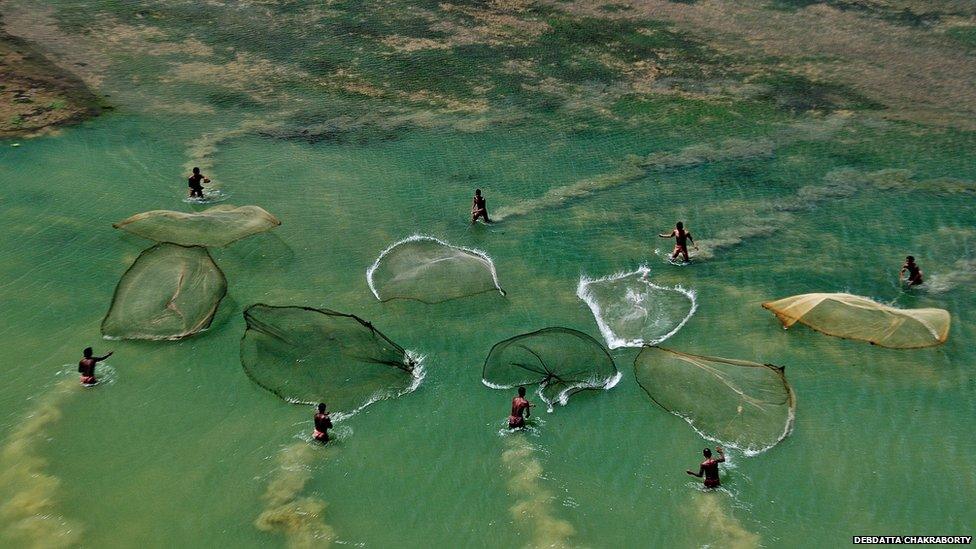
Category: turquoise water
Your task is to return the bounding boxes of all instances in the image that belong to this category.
[1,1,975,547]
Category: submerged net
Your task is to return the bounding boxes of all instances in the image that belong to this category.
[482,328,619,409]
[240,305,419,411]
[577,267,697,349]
[102,243,227,340]
[634,346,796,455]
[113,205,281,247]
[762,293,950,348]
[367,235,505,303]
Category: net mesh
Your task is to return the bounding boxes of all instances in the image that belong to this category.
[367,235,505,303]
[482,328,619,409]
[113,205,281,247]
[634,346,796,455]
[240,304,418,410]
[762,292,950,348]
[101,243,227,340]
[577,267,697,349]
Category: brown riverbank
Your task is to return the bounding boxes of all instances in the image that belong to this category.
[0,26,101,138]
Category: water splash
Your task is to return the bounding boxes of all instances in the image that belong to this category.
[365,234,505,302]
[577,265,697,349]
[0,377,82,548]
[255,442,336,549]
[501,437,576,549]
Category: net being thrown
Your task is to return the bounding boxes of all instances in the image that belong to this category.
[577,266,697,349]
[366,235,505,304]
[762,292,950,349]
[113,205,281,247]
[240,305,422,414]
[634,346,796,455]
[101,243,227,340]
[482,328,620,410]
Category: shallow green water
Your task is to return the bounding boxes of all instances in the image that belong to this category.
[1,0,975,547]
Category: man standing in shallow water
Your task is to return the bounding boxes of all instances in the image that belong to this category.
[687,446,725,488]
[471,188,491,224]
[187,167,210,199]
[660,221,697,262]
[900,255,924,286]
[78,347,112,386]
[508,386,533,429]
[313,402,333,443]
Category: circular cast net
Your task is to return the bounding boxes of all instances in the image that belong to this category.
[482,327,619,409]
[634,346,796,455]
[101,243,227,340]
[113,204,281,247]
[240,304,418,410]
[762,292,950,349]
[577,267,697,349]
[366,235,505,304]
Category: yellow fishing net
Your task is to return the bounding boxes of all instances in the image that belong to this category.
[762,293,950,349]
[113,205,280,247]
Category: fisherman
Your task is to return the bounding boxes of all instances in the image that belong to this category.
[659,221,696,262]
[313,402,333,443]
[900,255,924,286]
[508,386,533,429]
[686,446,725,488]
[187,167,210,198]
[471,188,491,224]
[78,347,112,386]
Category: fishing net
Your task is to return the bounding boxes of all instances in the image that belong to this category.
[577,267,697,349]
[367,235,505,303]
[482,328,619,409]
[113,205,281,247]
[101,243,227,340]
[240,305,419,410]
[634,346,796,454]
[762,293,950,349]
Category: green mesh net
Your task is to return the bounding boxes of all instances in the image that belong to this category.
[240,305,420,411]
[762,292,950,349]
[634,346,796,455]
[482,328,619,409]
[101,243,227,340]
[113,205,281,247]
[367,235,505,303]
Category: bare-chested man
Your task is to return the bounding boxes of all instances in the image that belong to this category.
[78,347,112,386]
[188,167,210,198]
[313,402,333,443]
[659,221,696,262]
[900,255,924,286]
[508,386,533,429]
[471,189,491,224]
[686,446,725,488]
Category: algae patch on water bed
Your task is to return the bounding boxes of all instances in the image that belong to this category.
[0,25,101,137]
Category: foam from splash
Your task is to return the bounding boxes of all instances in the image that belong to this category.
[577,266,697,349]
[501,437,575,549]
[0,377,82,548]
[925,258,976,294]
[255,442,336,548]
[691,492,761,549]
